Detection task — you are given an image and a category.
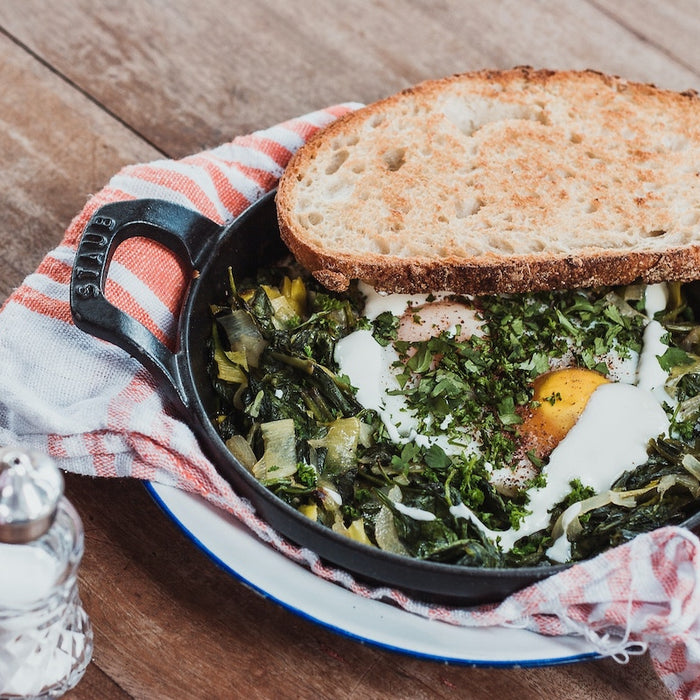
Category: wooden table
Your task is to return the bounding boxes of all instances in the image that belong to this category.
[1,2,697,697]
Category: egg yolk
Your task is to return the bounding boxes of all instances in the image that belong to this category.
[519,367,610,459]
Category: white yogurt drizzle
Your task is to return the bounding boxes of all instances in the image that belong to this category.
[334,329,418,444]
[636,284,675,405]
[394,502,437,521]
[336,282,674,548]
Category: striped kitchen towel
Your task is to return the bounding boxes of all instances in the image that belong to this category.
[0,105,699,700]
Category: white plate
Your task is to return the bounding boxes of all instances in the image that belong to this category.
[146,482,599,666]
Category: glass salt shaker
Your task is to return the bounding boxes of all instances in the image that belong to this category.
[0,447,93,699]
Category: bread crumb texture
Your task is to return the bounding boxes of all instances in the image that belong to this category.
[277,68,700,292]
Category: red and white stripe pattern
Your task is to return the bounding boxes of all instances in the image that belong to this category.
[1,105,699,700]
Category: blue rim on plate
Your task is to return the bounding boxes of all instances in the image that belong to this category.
[145,481,600,667]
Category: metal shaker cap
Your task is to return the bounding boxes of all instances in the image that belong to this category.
[0,447,64,544]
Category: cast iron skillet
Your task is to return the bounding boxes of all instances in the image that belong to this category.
[69,191,700,605]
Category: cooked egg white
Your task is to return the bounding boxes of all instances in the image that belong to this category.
[335,282,674,563]
[397,299,482,343]
[393,502,437,521]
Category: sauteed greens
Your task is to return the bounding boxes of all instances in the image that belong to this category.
[208,263,700,568]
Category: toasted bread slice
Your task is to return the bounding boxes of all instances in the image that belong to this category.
[276,67,700,294]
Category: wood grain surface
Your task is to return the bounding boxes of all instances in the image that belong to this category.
[2,1,698,697]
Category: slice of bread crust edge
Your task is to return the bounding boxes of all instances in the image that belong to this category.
[277,67,700,294]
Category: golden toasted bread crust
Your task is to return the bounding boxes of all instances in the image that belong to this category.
[277,67,700,293]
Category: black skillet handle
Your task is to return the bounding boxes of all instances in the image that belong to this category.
[69,199,223,412]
